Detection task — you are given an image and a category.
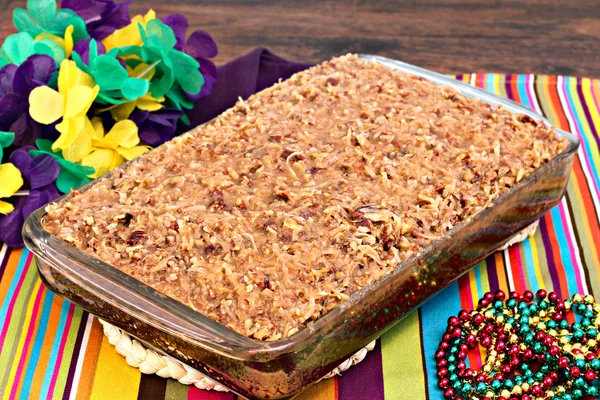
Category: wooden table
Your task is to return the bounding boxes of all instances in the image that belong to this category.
[1,0,599,76]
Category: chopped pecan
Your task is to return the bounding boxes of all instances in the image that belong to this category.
[126,230,146,246]
[326,77,339,86]
[205,243,223,255]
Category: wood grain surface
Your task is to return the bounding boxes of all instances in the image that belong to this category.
[1,0,599,77]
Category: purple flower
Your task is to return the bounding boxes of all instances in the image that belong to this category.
[163,14,218,100]
[0,55,55,148]
[130,108,183,147]
[73,38,107,65]
[61,0,132,40]
[0,147,61,247]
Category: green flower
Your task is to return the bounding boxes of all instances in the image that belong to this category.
[106,19,204,120]
[13,0,89,41]
[0,0,89,67]
[71,39,150,106]
[29,139,95,193]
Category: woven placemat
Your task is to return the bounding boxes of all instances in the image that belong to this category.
[101,221,539,391]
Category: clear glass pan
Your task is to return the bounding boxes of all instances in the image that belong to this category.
[23,55,580,399]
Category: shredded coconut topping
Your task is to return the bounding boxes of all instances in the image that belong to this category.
[44,54,567,340]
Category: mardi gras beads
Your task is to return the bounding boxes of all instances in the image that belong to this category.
[436,290,600,400]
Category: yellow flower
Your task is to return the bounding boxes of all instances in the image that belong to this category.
[35,25,74,59]
[102,10,156,52]
[29,60,99,152]
[61,117,94,163]
[81,118,150,178]
[0,163,24,214]
[108,63,165,121]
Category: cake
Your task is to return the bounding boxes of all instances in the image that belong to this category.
[43,55,567,340]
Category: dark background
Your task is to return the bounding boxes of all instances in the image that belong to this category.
[1,0,599,77]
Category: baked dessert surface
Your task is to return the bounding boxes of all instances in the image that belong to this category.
[44,54,566,341]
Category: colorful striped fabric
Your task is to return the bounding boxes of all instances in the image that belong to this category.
[1,73,599,400]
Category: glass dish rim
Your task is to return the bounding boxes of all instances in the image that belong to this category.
[23,54,580,362]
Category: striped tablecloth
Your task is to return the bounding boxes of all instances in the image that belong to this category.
[1,73,599,400]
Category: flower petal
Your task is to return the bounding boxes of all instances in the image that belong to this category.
[96,119,138,149]
[53,116,84,150]
[0,131,15,149]
[32,38,66,65]
[162,14,188,51]
[13,54,56,97]
[64,25,74,59]
[0,200,15,214]
[62,127,92,163]
[28,0,57,30]
[87,0,133,41]
[116,145,149,160]
[8,147,32,175]
[136,94,164,112]
[22,187,56,217]
[90,117,105,141]
[0,64,17,95]
[28,154,60,189]
[0,197,26,246]
[60,0,108,22]
[121,77,148,100]
[0,93,28,128]
[110,100,137,121]
[143,19,177,50]
[170,50,203,95]
[29,86,65,124]
[10,115,43,147]
[56,170,90,193]
[58,59,95,93]
[186,30,218,59]
[64,85,97,117]
[81,148,114,178]
[0,32,34,65]
[93,55,129,91]
[0,163,24,199]
[35,32,66,50]
[110,151,125,170]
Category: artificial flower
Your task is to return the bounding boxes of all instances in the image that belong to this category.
[28,59,100,151]
[81,118,149,178]
[10,146,60,191]
[141,19,205,97]
[108,62,165,120]
[0,146,60,246]
[0,32,67,67]
[60,117,94,162]
[0,182,60,246]
[29,139,94,193]
[0,55,56,149]
[0,163,24,214]
[34,25,74,59]
[12,0,89,42]
[163,14,218,100]
[102,9,155,51]
[130,108,182,146]
[107,19,205,117]
[71,39,150,105]
[61,0,132,41]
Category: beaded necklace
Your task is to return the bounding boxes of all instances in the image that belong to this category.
[436,290,599,400]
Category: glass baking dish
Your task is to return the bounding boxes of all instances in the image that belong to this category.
[23,54,579,399]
